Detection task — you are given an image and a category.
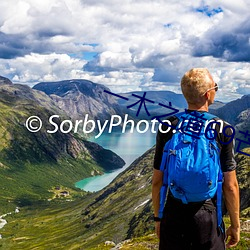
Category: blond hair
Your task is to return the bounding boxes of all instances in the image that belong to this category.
[181,68,214,104]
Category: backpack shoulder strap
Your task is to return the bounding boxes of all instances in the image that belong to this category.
[173,111,186,119]
[202,112,217,121]
[174,111,217,120]
[201,112,223,230]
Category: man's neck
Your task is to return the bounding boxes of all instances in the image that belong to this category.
[187,103,209,112]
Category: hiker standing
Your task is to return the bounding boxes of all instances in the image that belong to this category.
[152,68,240,249]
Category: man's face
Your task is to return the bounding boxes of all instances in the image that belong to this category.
[207,82,218,105]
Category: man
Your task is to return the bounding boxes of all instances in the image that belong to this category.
[152,68,240,249]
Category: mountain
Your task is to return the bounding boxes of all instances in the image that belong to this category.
[120,90,187,109]
[0,79,125,212]
[117,90,185,120]
[209,100,225,111]
[119,90,224,119]
[33,79,124,122]
[211,95,250,150]
[213,94,250,125]
[33,80,224,123]
[0,77,248,249]
[235,148,250,213]
[1,146,249,249]
[0,76,12,85]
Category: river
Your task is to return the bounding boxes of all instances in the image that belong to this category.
[75,129,156,192]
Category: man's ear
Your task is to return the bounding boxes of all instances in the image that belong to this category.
[204,92,209,100]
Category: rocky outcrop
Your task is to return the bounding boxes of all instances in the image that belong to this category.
[0,76,12,85]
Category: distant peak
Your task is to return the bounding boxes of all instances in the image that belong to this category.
[33,79,108,97]
[0,76,12,85]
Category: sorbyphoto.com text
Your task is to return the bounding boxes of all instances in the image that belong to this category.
[25,114,225,139]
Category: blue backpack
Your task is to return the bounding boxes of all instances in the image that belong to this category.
[158,111,223,228]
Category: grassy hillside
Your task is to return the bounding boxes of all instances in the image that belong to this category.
[1,147,249,249]
[1,203,249,250]
[0,148,154,249]
[0,80,249,249]
[89,220,250,250]
[0,199,89,250]
[0,84,124,213]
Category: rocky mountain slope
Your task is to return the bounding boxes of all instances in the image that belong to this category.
[235,148,250,213]
[78,148,250,248]
[1,146,249,249]
[33,80,224,123]
[119,90,224,119]
[0,76,12,85]
[33,79,124,122]
[211,95,250,150]
[0,77,248,249]
[213,94,250,125]
[0,78,124,212]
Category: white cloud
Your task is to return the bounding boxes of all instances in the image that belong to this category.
[0,53,87,85]
[0,0,249,102]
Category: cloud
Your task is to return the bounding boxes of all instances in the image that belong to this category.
[0,53,87,85]
[0,0,73,35]
[0,0,249,101]
[0,32,30,59]
[192,18,250,62]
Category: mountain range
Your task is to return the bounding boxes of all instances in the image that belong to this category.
[33,79,249,152]
[0,76,249,249]
[213,94,250,125]
[0,79,125,213]
[212,94,250,150]
[33,79,124,123]
[33,79,225,123]
[0,76,12,85]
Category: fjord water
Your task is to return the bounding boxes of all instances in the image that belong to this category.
[75,129,156,192]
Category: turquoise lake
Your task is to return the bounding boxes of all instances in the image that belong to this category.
[75,129,156,192]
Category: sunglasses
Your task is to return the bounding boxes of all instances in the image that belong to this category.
[203,83,218,95]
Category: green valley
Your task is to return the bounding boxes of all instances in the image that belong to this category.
[0,148,249,249]
[0,77,249,249]
[0,82,124,214]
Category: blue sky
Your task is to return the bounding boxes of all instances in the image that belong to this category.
[0,0,249,102]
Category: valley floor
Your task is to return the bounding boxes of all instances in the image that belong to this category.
[0,198,249,250]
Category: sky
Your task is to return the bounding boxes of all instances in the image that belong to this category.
[0,0,249,102]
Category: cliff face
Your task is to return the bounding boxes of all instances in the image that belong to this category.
[33,79,124,122]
